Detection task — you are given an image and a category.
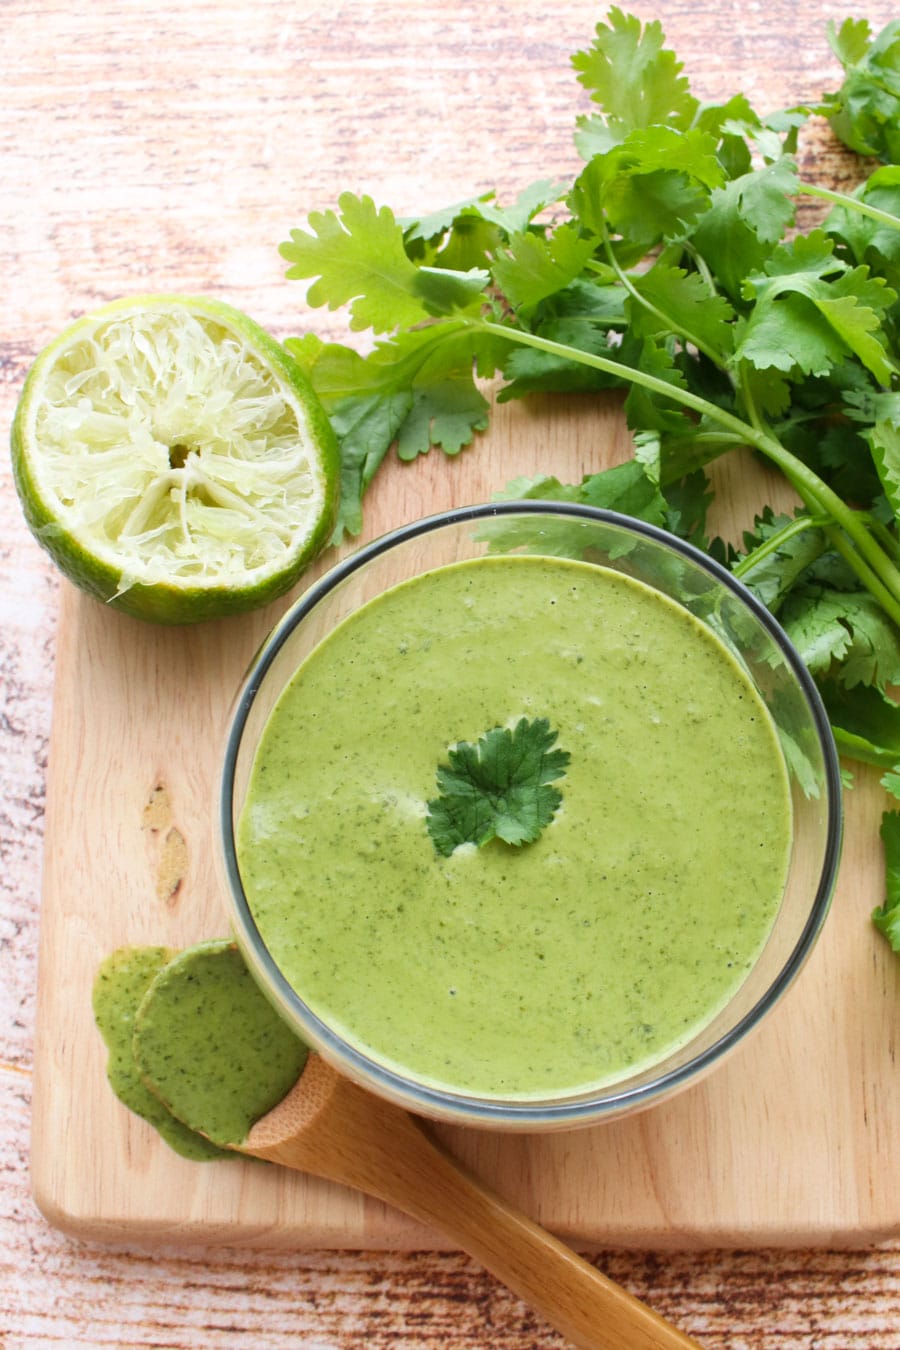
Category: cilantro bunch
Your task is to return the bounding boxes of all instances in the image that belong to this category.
[279,10,900,945]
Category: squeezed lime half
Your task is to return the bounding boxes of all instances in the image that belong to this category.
[11,294,340,623]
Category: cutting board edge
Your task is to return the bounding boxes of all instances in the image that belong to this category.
[28,1169,900,1255]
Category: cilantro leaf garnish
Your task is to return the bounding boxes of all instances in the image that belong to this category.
[426,718,570,857]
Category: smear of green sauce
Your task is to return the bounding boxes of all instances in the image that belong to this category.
[92,945,229,1161]
[93,939,308,1157]
[132,939,308,1148]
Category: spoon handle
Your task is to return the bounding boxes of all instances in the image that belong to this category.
[247,1062,701,1350]
[364,1115,699,1350]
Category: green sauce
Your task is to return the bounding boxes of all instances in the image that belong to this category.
[93,940,307,1154]
[237,555,793,1100]
[132,940,308,1147]
[92,946,230,1160]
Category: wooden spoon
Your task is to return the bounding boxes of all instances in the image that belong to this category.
[237,1052,700,1350]
[128,941,700,1348]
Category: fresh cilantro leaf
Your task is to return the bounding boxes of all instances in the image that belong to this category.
[395,379,489,460]
[830,592,900,689]
[286,333,412,540]
[280,192,488,334]
[481,457,702,557]
[294,321,505,403]
[828,15,877,67]
[571,7,698,141]
[627,263,736,360]
[497,282,627,400]
[415,265,492,317]
[573,114,629,161]
[691,158,799,298]
[737,232,897,384]
[498,319,620,399]
[776,364,885,504]
[734,250,894,387]
[491,474,581,507]
[426,718,570,856]
[498,339,609,397]
[735,508,831,614]
[692,95,802,175]
[779,588,857,673]
[824,166,900,278]
[492,225,600,314]
[472,179,569,235]
[569,126,723,248]
[824,18,900,163]
[846,390,900,518]
[619,333,694,436]
[819,678,900,769]
[695,96,759,178]
[780,586,900,689]
[477,476,603,559]
[735,292,851,379]
[582,460,668,523]
[281,193,432,333]
[326,391,412,540]
[286,322,503,539]
[405,179,567,240]
[401,192,499,244]
[813,284,896,385]
[409,211,502,274]
[872,810,900,950]
[745,228,850,288]
[661,470,717,551]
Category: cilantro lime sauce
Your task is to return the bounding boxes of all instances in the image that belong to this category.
[236,554,792,1100]
[92,946,230,1160]
[93,940,307,1154]
[132,940,308,1147]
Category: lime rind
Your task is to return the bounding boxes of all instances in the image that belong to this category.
[11,295,340,624]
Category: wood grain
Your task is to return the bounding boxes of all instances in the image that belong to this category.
[6,0,900,1345]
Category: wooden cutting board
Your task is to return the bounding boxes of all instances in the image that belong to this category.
[29,386,900,1251]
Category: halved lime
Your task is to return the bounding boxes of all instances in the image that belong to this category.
[11,294,340,623]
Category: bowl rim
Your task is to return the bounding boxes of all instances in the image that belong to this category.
[219,500,844,1127]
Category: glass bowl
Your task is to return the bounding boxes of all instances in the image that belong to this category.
[218,502,842,1131]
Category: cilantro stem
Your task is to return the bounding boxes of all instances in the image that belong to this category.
[731,512,830,581]
[806,503,900,623]
[831,726,896,771]
[867,515,900,567]
[479,316,744,431]
[707,438,900,629]
[477,317,900,627]
[796,182,900,233]
[597,224,724,366]
[681,242,718,295]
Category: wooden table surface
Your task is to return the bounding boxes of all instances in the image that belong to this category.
[4,1,900,1345]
